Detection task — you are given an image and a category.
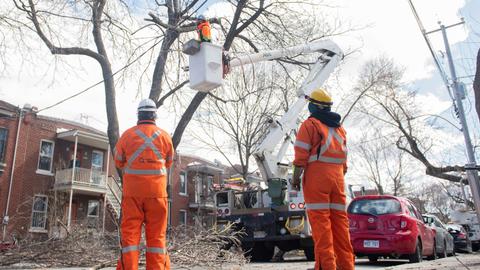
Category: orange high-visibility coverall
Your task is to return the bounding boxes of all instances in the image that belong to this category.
[197,21,211,42]
[114,119,174,270]
[293,117,354,270]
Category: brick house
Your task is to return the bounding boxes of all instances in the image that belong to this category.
[0,101,119,241]
[168,154,226,228]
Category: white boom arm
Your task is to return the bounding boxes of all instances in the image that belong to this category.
[229,39,343,181]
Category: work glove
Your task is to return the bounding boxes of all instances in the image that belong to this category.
[290,165,303,191]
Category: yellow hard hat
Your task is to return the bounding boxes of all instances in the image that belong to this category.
[307,88,333,106]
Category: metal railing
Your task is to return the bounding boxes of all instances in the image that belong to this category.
[107,176,122,203]
[55,168,106,188]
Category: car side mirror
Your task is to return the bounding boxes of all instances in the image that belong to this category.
[425,217,434,225]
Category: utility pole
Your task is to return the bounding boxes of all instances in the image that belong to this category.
[432,20,480,220]
[439,22,480,220]
[407,0,480,220]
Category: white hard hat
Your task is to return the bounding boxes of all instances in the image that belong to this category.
[137,99,157,112]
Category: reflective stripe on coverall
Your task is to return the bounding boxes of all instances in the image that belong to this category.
[293,117,354,270]
[114,120,174,270]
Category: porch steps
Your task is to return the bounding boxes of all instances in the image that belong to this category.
[106,176,122,224]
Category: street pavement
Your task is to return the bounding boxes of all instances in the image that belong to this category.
[106,253,478,269]
[1,253,477,269]
[229,257,406,270]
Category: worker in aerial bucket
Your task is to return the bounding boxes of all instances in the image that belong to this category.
[114,98,174,270]
[196,15,212,42]
[291,88,354,270]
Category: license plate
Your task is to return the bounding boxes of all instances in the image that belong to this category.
[363,240,379,248]
[254,231,267,238]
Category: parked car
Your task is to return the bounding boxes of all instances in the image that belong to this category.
[348,195,436,263]
[422,214,455,257]
[450,210,480,251]
[446,224,473,253]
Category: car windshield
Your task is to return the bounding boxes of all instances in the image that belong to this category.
[348,199,401,215]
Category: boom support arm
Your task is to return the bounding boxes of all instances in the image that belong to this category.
[229,40,343,181]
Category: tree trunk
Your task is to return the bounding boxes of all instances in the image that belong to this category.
[150,29,179,102]
[101,62,120,153]
[474,48,480,123]
[172,92,207,148]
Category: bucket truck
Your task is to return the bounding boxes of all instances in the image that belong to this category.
[186,39,343,261]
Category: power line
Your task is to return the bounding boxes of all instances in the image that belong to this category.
[37,37,163,113]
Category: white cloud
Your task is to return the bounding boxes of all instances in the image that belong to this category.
[416,92,452,115]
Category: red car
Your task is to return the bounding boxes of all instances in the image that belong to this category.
[348,195,436,263]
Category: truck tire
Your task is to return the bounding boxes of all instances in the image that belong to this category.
[248,242,274,262]
[304,247,315,261]
[408,240,422,263]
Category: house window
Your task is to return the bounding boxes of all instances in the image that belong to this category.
[31,195,48,230]
[37,140,54,172]
[87,200,100,217]
[179,171,187,195]
[179,210,187,225]
[0,128,8,165]
[91,150,104,184]
[206,175,214,196]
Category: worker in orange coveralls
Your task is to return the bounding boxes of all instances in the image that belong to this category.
[114,98,174,270]
[196,15,211,42]
[291,88,354,270]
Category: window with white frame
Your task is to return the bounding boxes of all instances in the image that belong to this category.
[37,140,54,172]
[87,200,100,217]
[31,195,48,230]
[179,210,187,225]
[179,171,187,195]
[206,175,214,196]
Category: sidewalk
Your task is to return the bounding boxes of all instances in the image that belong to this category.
[386,254,480,270]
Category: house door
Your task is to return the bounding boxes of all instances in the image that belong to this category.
[63,202,78,224]
[91,150,104,184]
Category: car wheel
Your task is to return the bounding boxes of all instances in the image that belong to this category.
[368,255,379,262]
[427,240,437,260]
[409,240,423,263]
[438,241,447,258]
[304,247,315,261]
[472,243,480,252]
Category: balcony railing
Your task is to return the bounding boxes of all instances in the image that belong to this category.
[55,168,107,188]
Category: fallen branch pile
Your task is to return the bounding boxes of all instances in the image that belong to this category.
[0,223,247,269]
[168,223,248,269]
[0,226,118,268]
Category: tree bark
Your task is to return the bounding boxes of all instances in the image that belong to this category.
[91,0,120,153]
[149,28,179,102]
[474,48,480,123]
[172,92,207,148]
